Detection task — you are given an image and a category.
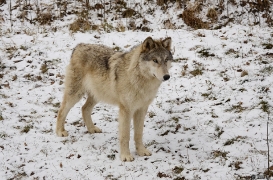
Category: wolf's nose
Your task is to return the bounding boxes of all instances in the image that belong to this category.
[163,74,170,81]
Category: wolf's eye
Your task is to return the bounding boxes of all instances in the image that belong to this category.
[153,59,158,63]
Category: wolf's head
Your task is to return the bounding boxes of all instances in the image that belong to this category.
[139,37,172,81]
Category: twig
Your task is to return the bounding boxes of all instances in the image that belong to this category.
[9,0,12,30]
[267,112,270,180]
[226,0,229,18]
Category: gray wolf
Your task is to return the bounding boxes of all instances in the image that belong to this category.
[56,37,173,161]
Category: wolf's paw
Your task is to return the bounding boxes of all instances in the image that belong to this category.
[87,126,102,134]
[137,147,152,156]
[56,130,68,137]
[120,153,135,162]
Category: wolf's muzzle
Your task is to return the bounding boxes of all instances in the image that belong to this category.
[163,74,170,81]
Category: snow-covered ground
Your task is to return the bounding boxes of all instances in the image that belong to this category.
[1,25,273,180]
[1,1,273,179]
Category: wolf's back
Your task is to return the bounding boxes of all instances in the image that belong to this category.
[70,43,115,71]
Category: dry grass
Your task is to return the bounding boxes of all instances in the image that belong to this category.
[156,0,166,6]
[190,68,203,76]
[257,0,270,12]
[0,0,6,5]
[69,18,91,32]
[21,125,33,133]
[40,63,48,74]
[207,7,218,22]
[122,8,135,18]
[116,21,126,32]
[163,19,176,29]
[241,70,248,77]
[37,12,53,25]
[264,167,273,178]
[197,48,215,57]
[262,43,273,49]
[181,3,208,29]
[2,0,272,34]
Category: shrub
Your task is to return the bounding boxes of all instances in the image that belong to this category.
[207,7,218,22]
[69,18,91,32]
[37,12,53,25]
[181,3,208,29]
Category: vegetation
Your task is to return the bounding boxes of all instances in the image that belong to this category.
[1,0,272,34]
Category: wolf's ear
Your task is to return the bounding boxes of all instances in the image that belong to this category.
[162,37,172,50]
[142,37,155,52]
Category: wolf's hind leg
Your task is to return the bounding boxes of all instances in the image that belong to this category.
[82,95,102,133]
[133,107,152,157]
[56,92,82,137]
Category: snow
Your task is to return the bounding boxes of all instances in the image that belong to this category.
[1,2,273,180]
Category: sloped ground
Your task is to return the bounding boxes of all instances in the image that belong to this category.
[0,0,272,35]
[1,26,273,180]
[1,0,273,180]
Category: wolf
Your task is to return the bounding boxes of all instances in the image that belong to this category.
[56,36,173,161]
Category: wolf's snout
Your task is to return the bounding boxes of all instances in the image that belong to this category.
[163,74,170,81]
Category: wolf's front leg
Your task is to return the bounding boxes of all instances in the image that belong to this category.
[133,107,152,157]
[119,105,134,162]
